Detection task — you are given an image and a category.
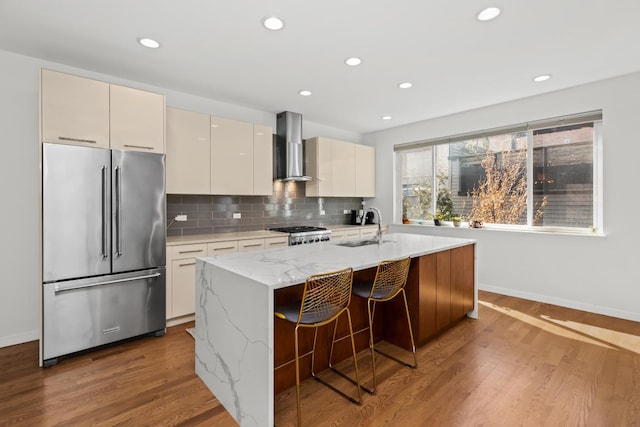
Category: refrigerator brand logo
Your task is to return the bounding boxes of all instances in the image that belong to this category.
[103,326,121,335]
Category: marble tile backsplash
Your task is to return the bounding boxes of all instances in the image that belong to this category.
[167,181,362,236]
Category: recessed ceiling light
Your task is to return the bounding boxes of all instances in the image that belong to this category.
[345,57,362,66]
[263,17,284,31]
[477,7,501,21]
[382,115,392,120]
[533,74,551,82]
[299,90,312,96]
[137,37,160,49]
[398,82,413,89]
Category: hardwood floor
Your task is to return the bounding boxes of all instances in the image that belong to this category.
[1,291,638,426]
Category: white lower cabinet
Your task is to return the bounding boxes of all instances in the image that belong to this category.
[167,244,206,319]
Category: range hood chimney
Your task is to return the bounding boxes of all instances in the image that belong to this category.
[275,111,312,181]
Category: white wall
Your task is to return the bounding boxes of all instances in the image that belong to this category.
[364,71,640,322]
[0,49,360,348]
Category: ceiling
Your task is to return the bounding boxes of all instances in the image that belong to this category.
[1,0,640,134]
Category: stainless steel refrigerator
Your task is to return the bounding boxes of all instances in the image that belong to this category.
[42,143,166,366]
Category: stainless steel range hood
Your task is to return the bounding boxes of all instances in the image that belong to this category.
[275,111,313,181]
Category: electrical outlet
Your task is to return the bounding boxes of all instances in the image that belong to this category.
[343,209,350,214]
[175,214,187,222]
[320,210,326,216]
[233,212,241,219]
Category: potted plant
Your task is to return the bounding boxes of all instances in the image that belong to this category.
[401,197,410,224]
[452,215,462,227]
[433,213,444,226]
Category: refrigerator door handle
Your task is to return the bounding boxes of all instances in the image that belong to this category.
[115,165,122,256]
[53,272,162,294]
[101,165,108,258]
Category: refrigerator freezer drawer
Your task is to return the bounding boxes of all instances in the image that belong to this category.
[43,269,166,362]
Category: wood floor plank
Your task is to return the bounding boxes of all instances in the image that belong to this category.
[1,291,639,426]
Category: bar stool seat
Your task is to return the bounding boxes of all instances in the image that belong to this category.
[352,257,416,395]
[275,267,363,426]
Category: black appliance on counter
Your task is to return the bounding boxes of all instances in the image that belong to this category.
[350,210,375,225]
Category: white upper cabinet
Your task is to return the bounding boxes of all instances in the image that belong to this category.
[110,84,165,153]
[40,69,165,153]
[210,115,255,195]
[331,139,356,197]
[166,108,211,194]
[305,137,375,197]
[253,124,274,195]
[41,69,110,148]
[355,144,376,197]
[305,137,333,197]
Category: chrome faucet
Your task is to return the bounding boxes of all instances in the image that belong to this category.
[361,207,383,244]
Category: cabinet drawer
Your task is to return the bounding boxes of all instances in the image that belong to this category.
[239,239,265,252]
[360,228,377,238]
[171,244,207,260]
[331,231,345,241]
[264,237,288,249]
[208,241,239,255]
[343,230,361,240]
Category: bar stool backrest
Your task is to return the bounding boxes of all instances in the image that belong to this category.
[370,257,411,300]
[297,268,354,325]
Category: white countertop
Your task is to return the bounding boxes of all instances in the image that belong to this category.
[198,232,475,290]
[166,224,385,246]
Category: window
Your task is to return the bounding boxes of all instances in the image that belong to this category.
[395,111,602,232]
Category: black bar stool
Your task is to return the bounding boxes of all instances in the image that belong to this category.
[275,267,363,426]
[351,257,416,394]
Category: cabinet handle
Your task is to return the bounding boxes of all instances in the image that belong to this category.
[243,243,263,248]
[179,262,196,267]
[123,144,154,150]
[268,242,286,246]
[58,136,97,144]
[213,246,236,251]
[178,249,204,254]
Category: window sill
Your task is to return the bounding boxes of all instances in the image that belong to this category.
[398,221,606,237]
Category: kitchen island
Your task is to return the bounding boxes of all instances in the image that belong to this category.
[194,232,476,426]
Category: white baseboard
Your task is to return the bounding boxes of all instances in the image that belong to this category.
[167,314,195,328]
[479,283,640,323]
[0,329,39,349]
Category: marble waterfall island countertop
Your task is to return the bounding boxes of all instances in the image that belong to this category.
[198,232,475,290]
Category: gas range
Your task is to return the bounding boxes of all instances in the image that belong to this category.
[269,226,331,246]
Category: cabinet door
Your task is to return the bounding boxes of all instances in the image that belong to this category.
[331,139,356,197]
[436,250,452,332]
[305,137,333,196]
[166,108,211,194]
[110,84,165,153]
[450,244,475,318]
[355,144,376,197]
[253,124,274,195]
[171,258,196,318]
[211,116,254,195]
[41,69,109,148]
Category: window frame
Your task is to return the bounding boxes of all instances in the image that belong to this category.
[394,111,603,235]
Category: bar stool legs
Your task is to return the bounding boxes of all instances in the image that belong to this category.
[276,268,362,426]
[367,288,417,394]
[351,257,416,395]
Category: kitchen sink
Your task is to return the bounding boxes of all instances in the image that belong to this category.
[334,239,394,248]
